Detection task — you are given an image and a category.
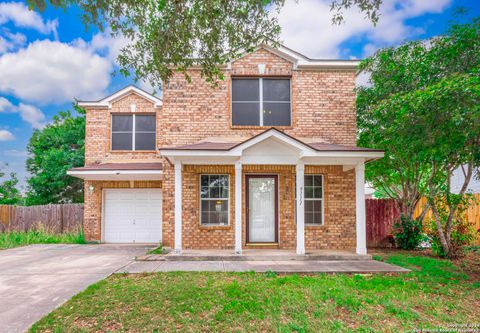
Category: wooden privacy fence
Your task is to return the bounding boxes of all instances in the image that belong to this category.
[366,199,400,247]
[367,194,480,247]
[0,204,83,234]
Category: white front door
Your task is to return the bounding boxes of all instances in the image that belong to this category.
[247,176,277,243]
[104,189,162,243]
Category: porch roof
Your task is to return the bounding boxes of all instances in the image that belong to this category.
[159,128,384,166]
[67,163,163,180]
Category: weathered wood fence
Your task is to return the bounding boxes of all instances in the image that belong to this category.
[366,199,400,247]
[367,194,480,247]
[0,204,83,234]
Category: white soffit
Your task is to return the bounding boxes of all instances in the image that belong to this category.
[66,170,163,181]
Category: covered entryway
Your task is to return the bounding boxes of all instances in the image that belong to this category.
[104,189,162,243]
[246,175,278,243]
[159,128,384,255]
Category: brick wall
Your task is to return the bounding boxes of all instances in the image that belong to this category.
[83,180,162,241]
[161,164,356,250]
[84,93,162,165]
[162,49,357,147]
[81,47,358,249]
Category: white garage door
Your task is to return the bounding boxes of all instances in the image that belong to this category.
[104,189,162,243]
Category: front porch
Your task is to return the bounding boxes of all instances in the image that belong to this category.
[138,249,372,261]
[160,128,384,255]
[126,248,408,273]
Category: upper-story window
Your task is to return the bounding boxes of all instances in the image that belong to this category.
[111,114,156,150]
[231,78,291,126]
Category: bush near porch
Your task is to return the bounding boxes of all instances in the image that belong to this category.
[30,250,480,333]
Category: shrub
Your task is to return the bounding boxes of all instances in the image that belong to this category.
[393,215,425,250]
[427,218,475,258]
[425,194,477,258]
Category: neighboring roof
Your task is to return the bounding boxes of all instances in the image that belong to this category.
[69,163,163,172]
[77,85,162,108]
[160,128,381,153]
[233,44,360,70]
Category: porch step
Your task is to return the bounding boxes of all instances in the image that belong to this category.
[136,251,372,262]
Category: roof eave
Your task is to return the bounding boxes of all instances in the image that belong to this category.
[77,85,162,109]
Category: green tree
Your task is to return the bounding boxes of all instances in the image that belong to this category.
[357,17,480,257]
[27,0,382,86]
[26,106,85,205]
[0,166,21,205]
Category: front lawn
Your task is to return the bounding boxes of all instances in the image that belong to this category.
[0,230,86,250]
[30,252,480,333]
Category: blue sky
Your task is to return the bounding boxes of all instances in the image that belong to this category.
[0,0,479,190]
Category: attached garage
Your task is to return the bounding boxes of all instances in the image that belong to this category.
[103,189,162,243]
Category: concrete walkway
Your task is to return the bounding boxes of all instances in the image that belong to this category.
[138,249,373,261]
[0,244,148,333]
[118,259,410,274]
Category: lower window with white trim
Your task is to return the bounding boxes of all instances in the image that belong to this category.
[200,175,230,226]
[304,175,324,225]
[296,174,324,225]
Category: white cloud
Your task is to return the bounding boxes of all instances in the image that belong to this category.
[0,96,15,112]
[0,97,47,128]
[17,103,46,129]
[0,130,15,141]
[276,0,451,58]
[87,29,130,63]
[0,39,112,104]
[0,29,27,54]
[0,2,58,38]
[4,149,28,157]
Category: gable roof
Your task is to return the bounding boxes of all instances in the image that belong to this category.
[160,128,382,154]
[232,43,360,70]
[77,85,162,108]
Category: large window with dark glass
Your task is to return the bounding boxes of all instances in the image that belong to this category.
[111,114,156,150]
[232,78,291,126]
[200,175,229,226]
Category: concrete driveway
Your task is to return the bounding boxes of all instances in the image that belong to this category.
[0,244,148,333]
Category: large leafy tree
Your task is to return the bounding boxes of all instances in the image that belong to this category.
[358,17,480,257]
[27,0,382,86]
[26,106,86,205]
[0,166,21,205]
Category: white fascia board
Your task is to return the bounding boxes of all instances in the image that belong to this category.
[160,149,383,160]
[77,85,162,108]
[261,45,307,63]
[301,151,384,158]
[67,170,163,177]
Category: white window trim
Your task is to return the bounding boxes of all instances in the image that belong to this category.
[199,174,230,227]
[111,114,156,151]
[295,174,325,226]
[231,78,292,127]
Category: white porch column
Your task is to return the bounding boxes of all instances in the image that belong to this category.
[234,162,242,254]
[355,162,367,255]
[296,163,305,255]
[174,161,182,254]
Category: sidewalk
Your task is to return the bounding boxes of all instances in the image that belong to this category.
[117,259,409,274]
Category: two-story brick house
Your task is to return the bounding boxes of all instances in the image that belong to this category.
[68,44,383,255]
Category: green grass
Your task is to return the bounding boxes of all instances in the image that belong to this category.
[147,242,164,254]
[30,252,480,333]
[0,230,86,249]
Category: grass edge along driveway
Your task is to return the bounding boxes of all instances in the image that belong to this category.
[30,252,480,333]
[0,230,86,250]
